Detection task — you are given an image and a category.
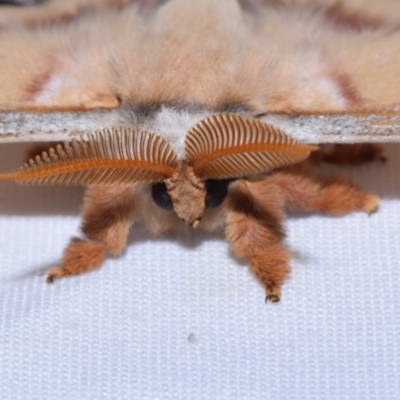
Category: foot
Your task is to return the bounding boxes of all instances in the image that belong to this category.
[46,238,106,283]
[362,194,380,214]
[265,288,281,303]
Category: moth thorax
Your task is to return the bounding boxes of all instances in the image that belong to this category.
[164,162,206,228]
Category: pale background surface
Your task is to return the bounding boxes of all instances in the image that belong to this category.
[0,143,399,400]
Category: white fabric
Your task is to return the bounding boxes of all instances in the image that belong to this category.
[0,143,399,400]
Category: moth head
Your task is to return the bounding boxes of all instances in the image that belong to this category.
[151,172,233,227]
[151,112,318,226]
[164,161,206,228]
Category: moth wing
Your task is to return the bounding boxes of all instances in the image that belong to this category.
[0,109,128,143]
[259,112,400,144]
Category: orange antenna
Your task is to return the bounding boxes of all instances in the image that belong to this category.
[185,113,318,179]
[0,128,179,186]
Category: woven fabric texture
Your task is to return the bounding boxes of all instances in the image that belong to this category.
[0,143,399,400]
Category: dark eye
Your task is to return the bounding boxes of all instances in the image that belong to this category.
[205,179,233,209]
[151,182,173,211]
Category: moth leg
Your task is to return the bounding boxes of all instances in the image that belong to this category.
[46,185,139,282]
[322,143,386,165]
[225,180,290,302]
[267,170,379,215]
[46,238,107,283]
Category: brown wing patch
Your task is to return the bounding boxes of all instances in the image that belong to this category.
[24,68,53,102]
[0,128,178,185]
[330,72,362,107]
[185,113,318,179]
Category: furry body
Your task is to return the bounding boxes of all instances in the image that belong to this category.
[0,0,391,300]
[1,0,400,114]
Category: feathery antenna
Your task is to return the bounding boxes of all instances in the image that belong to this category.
[185,113,318,179]
[0,128,179,185]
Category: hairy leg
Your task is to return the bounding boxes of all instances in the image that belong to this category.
[317,143,385,165]
[46,184,139,282]
[225,179,290,302]
[266,168,379,215]
[306,143,386,166]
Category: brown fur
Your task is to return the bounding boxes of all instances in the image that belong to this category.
[46,145,380,301]
[23,67,54,101]
[325,3,385,31]
[243,0,400,29]
[81,185,138,254]
[222,157,379,301]
[225,179,289,302]
[266,170,379,215]
[47,238,106,283]
[330,72,362,107]
[0,0,139,29]
[46,185,138,282]
[2,0,400,113]
[5,0,384,298]
[323,143,386,164]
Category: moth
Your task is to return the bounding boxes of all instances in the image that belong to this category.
[0,112,382,302]
[0,0,398,301]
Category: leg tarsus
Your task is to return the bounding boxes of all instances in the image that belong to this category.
[248,248,291,303]
[46,185,139,282]
[362,194,380,214]
[267,171,380,216]
[46,238,106,283]
[265,293,280,303]
[315,176,380,215]
[226,180,290,302]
